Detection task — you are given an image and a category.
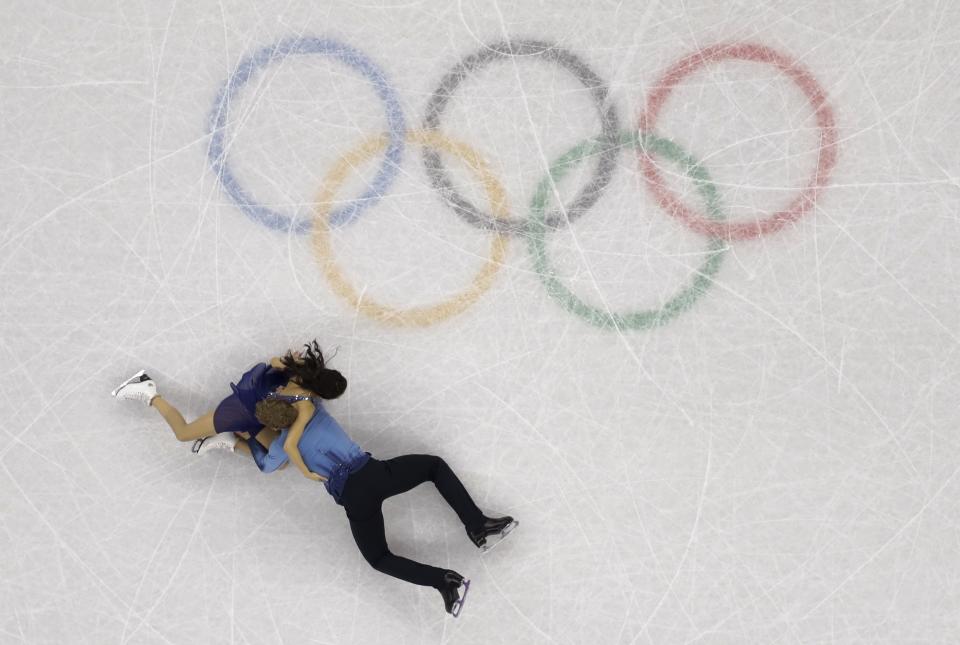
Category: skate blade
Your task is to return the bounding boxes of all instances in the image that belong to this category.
[479,520,518,554]
[451,579,470,618]
[111,370,147,397]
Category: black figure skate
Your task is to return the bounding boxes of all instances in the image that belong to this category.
[438,570,470,617]
[467,515,518,553]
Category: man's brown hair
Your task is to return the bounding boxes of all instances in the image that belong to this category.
[255,398,298,429]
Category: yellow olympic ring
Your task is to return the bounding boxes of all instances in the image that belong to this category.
[311,130,509,327]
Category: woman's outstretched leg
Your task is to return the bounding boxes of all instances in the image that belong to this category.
[112,370,217,442]
[150,397,216,442]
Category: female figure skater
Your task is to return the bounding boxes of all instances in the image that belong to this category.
[112,341,516,616]
[110,347,319,458]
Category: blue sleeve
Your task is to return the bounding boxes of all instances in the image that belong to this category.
[249,429,290,473]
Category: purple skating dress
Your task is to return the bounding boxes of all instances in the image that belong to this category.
[212,362,288,437]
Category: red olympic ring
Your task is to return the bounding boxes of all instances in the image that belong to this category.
[638,42,839,241]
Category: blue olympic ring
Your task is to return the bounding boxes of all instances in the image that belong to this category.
[206,36,406,232]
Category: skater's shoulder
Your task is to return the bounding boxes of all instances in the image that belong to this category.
[276,382,314,399]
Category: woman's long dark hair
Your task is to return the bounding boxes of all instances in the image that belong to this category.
[280,340,346,400]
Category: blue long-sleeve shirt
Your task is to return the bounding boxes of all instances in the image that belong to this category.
[251,397,369,503]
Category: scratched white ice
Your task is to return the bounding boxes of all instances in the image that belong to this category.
[1,1,959,643]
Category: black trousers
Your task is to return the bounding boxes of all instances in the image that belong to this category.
[339,455,485,589]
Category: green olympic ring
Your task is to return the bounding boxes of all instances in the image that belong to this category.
[527,132,728,330]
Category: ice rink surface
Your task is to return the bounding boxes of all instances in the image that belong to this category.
[2,0,959,643]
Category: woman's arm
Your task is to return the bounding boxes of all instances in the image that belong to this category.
[269,350,302,370]
[283,400,327,482]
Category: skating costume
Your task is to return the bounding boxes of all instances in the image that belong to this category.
[250,394,371,497]
[212,363,288,437]
[253,395,486,591]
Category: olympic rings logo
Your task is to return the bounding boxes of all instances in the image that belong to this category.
[207,36,838,330]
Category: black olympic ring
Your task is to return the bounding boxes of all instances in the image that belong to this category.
[421,38,621,234]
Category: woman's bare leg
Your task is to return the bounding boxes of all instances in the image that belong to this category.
[150,396,216,442]
[234,440,252,458]
[255,428,279,449]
